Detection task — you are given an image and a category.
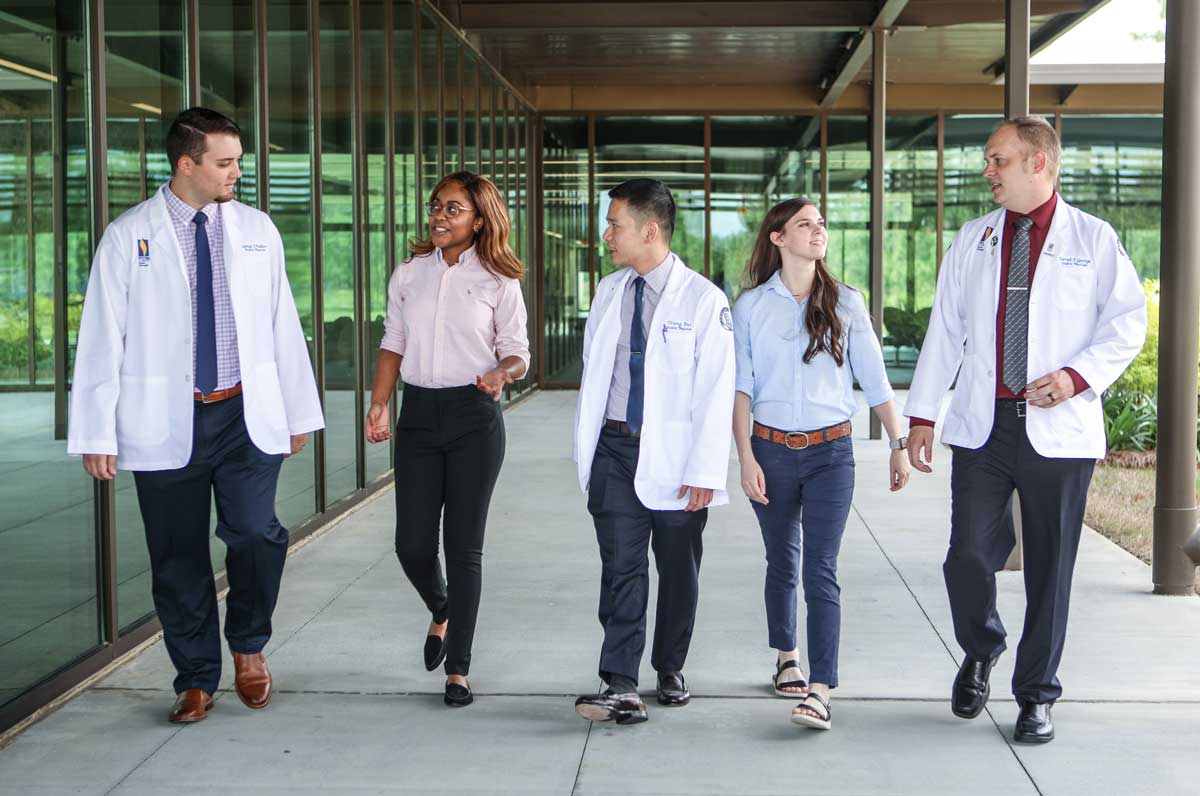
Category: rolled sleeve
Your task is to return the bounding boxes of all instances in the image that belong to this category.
[379,267,407,355]
[732,292,755,397]
[846,290,894,407]
[493,278,531,374]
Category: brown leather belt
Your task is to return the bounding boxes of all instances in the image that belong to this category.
[194,382,243,404]
[603,418,640,437]
[752,420,851,450]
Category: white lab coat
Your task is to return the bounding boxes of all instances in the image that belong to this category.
[573,254,736,509]
[905,195,1147,459]
[67,184,325,471]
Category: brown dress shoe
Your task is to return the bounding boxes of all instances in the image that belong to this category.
[232,651,272,709]
[168,689,213,723]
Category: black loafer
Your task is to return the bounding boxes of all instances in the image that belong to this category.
[951,655,998,719]
[656,671,690,706]
[1013,701,1054,744]
[574,689,648,724]
[424,632,447,672]
[444,680,473,707]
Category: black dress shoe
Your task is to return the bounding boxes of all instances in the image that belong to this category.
[656,671,690,706]
[444,680,473,707]
[1014,702,1054,744]
[574,689,648,724]
[424,632,447,671]
[952,655,999,719]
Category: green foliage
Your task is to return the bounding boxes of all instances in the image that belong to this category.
[882,305,931,360]
[1103,390,1158,452]
[1110,279,1200,397]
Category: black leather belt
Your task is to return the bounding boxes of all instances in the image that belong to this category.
[603,419,640,437]
[997,398,1026,418]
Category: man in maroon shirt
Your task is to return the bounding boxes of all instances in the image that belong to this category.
[904,116,1146,745]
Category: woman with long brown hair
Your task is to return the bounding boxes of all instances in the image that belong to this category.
[366,171,529,708]
[731,196,909,730]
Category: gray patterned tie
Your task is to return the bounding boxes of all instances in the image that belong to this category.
[1002,216,1035,394]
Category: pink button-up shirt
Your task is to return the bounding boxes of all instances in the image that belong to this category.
[380,246,530,388]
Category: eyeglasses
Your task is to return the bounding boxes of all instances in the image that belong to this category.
[426,201,475,218]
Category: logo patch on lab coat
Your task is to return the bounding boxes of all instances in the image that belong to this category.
[136,239,151,266]
[719,307,733,331]
[976,226,994,252]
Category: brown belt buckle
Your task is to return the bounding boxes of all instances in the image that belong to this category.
[784,431,810,450]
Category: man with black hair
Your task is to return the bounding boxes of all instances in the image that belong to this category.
[69,107,323,724]
[572,178,735,724]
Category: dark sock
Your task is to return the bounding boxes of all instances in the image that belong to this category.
[608,674,637,694]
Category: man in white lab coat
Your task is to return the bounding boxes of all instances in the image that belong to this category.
[68,108,324,723]
[905,116,1146,744]
[572,179,735,724]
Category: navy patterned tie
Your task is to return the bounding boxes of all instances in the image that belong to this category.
[1002,216,1035,395]
[193,211,218,394]
[626,277,646,434]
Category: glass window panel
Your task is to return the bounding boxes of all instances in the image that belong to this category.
[443,32,460,173]
[479,73,494,180]
[825,116,870,302]
[363,0,390,482]
[463,54,479,173]
[199,0,258,206]
[542,117,590,384]
[709,115,820,302]
[394,3,417,256]
[320,0,358,503]
[943,115,1004,238]
[594,116,706,278]
[419,10,440,197]
[1060,115,1162,280]
[883,116,938,386]
[105,0,188,630]
[0,0,103,708]
[268,0,318,527]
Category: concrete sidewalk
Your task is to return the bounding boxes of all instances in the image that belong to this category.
[2,390,1198,795]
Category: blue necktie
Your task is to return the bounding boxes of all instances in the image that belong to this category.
[193,211,218,394]
[626,276,646,434]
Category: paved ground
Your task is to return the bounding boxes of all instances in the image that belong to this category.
[2,390,1198,795]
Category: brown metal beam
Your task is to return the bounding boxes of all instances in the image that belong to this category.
[868,27,885,442]
[986,0,1106,79]
[1004,0,1030,118]
[819,0,908,110]
[460,2,875,30]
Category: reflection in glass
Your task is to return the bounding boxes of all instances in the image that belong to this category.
[419,9,440,198]
[443,31,460,173]
[594,116,706,278]
[0,0,102,708]
[542,118,590,383]
[363,0,390,481]
[825,116,870,303]
[199,0,258,205]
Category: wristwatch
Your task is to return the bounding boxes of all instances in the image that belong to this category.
[888,436,908,450]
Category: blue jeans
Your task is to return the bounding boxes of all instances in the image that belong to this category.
[750,433,855,688]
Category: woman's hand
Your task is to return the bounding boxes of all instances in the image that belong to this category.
[366,401,390,443]
[740,456,769,504]
[475,367,514,401]
[889,448,911,492]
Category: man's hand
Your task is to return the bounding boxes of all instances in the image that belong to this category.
[366,401,390,443]
[677,485,713,512]
[475,368,514,401]
[1024,369,1076,409]
[907,426,935,473]
[82,454,116,481]
[287,434,308,458]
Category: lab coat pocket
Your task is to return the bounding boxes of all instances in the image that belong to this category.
[243,256,272,299]
[117,375,169,445]
[1051,264,1095,312]
[254,361,289,431]
[660,330,696,374]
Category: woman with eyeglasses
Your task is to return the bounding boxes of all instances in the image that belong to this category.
[366,171,529,707]
[731,197,910,730]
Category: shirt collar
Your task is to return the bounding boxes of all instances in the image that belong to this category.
[1006,192,1057,231]
[435,245,477,268]
[164,181,219,227]
[631,252,673,295]
[764,270,792,299]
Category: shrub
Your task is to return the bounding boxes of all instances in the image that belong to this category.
[1103,390,1157,452]
[1110,279,1200,396]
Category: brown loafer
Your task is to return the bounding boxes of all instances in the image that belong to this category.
[232,651,272,709]
[168,689,214,723]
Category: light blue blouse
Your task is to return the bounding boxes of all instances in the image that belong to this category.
[732,271,894,431]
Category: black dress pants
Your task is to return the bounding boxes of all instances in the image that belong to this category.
[945,400,1096,705]
[588,426,706,686]
[393,383,505,676]
[133,394,286,695]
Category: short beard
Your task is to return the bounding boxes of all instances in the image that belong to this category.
[215,192,235,204]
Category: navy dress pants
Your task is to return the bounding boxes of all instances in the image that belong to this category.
[133,394,287,696]
[945,400,1095,705]
[587,426,706,686]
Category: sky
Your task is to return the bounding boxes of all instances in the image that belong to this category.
[1033,0,1166,64]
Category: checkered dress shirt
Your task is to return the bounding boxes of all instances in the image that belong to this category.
[163,183,242,390]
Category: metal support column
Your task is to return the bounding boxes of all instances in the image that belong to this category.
[1153,0,1200,594]
[185,0,201,105]
[310,0,328,513]
[254,0,270,210]
[1003,0,1031,572]
[52,26,68,439]
[868,28,885,441]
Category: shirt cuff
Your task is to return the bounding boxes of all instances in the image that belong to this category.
[1063,367,1090,396]
[909,417,936,430]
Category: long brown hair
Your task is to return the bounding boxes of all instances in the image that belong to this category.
[745,196,846,366]
[410,171,524,280]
